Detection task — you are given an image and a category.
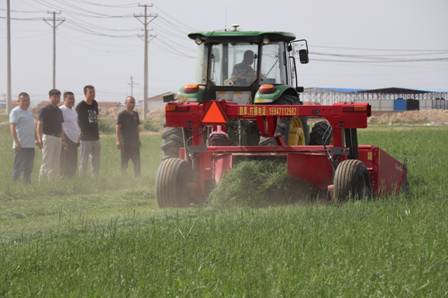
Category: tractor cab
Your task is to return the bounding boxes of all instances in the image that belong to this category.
[162,27,315,160]
[176,25,309,105]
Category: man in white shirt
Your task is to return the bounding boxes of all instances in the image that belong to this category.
[60,91,81,177]
[9,92,40,184]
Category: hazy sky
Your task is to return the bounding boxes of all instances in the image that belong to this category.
[1,0,447,103]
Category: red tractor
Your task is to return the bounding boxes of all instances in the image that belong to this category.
[156,27,408,207]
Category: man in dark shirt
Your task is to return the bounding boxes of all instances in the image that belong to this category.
[76,85,101,176]
[116,96,141,176]
[37,89,64,179]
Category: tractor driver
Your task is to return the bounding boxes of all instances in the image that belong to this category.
[228,50,257,86]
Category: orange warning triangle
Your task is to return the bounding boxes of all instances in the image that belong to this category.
[202,101,226,124]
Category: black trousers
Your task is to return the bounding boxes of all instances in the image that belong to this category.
[60,137,78,177]
[13,148,35,184]
[121,146,141,177]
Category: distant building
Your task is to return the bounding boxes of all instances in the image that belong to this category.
[302,87,448,111]
[137,92,173,111]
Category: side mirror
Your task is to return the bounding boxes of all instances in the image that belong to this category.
[299,49,309,64]
[290,39,310,64]
[163,93,176,103]
[296,86,304,93]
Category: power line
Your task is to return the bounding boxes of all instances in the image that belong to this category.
[311,51,448,59]
[62,0,138,8]
[311,57,448,63]
[0,16,42,20]
[36,0,116,17]
[33,0,134,18]
[0,8,47,13]
[153,19,191,40]
[151,29,195,52]
[64,22,136,38]
[153,37,195,59]
[153,5,198,32]
[65,17,139,33]
[311,44,448,53]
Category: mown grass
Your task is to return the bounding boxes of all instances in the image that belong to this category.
[209,160,315,207]
[0,124,448,296]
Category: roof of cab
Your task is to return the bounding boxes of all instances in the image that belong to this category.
[188,31,296,43]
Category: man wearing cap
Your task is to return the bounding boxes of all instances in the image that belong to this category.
[9,92,40,184]
[37,88,64,179]
[60,91,80,177]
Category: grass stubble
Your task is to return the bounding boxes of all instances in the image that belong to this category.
[0,126,448,296]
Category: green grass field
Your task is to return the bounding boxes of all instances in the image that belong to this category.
[1,124,448,296]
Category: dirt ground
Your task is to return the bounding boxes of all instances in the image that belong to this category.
[369,110,448,125]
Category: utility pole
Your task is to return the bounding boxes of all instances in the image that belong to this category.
[128,75,139,97]
[43,11,65,89]
[6,0,12,113]
[134,4,157,120]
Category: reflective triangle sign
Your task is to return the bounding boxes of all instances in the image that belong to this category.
[202,101,226,124]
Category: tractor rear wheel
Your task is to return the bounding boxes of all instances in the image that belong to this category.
[156,158,194,208]
[333,159,372,202]
[161,127,189,159]
[309,120,332,145]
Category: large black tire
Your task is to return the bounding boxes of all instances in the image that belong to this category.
[260,94,309,145]
[161,127,185,159]
[309,121,332,145]
[333,159,372,202]
[156,158,194,208]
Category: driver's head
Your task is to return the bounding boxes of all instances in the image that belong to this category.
[243,50,255,65]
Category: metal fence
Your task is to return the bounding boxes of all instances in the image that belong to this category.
[300,91,448,112]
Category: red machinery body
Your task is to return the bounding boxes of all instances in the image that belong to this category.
[165,100,407,199]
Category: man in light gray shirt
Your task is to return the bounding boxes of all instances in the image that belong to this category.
[60,91,80,177]
[9,92,40,184]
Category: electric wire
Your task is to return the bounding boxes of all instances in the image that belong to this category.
[153,37,195,59]
[311,44,448,53]
[61,0,138,9]
[32,0,134,18]
[153,5,198,32]
[311,57,448,63]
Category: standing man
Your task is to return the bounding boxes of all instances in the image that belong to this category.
[116,96,141,177]
[76,85,100,176]
[60,91,80,177]
[9,92,39,184]
[37,89,64,180]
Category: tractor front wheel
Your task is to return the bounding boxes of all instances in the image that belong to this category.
[333,159,372,202]
[156,158,194,208]
[161,127,184,159]
[309,120,332,145]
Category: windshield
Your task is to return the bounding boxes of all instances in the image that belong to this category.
[209,43,258,87]
[260,42,287,85]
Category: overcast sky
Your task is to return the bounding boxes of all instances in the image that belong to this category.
[1,0,447,103]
